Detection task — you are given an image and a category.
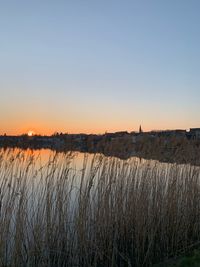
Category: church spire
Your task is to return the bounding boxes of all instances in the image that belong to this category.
[139,125,143,133]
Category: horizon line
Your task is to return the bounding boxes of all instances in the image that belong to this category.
[1,127,197,137]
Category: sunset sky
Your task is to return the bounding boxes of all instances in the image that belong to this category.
[1,1,200,135]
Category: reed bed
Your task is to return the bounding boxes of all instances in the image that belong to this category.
[0,149,200,266]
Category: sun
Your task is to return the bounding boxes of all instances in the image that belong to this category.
[27,130,35,137]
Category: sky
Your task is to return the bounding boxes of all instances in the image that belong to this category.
[1,0,200,135]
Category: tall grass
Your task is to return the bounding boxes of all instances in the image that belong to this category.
[0,149,200,266]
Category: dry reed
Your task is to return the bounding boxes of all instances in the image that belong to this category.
[0,148,199,266]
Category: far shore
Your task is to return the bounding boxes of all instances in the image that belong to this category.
[1,128,200,166]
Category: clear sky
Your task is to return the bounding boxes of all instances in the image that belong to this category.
[1,1,200,135]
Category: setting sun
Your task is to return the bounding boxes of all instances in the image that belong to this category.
[27,130,35,137]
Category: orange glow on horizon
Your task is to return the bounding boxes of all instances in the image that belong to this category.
[1,121,190,136]
[27,130,35,137]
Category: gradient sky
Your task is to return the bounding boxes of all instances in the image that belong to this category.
[1,1,200,135]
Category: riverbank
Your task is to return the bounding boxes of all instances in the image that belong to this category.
[1,131,200,166]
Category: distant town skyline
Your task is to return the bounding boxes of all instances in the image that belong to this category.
[1,125,198,137]
[1,1,200,135]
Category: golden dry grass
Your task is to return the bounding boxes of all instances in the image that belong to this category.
[0,149,199,266]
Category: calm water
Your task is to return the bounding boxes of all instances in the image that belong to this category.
[0,147,151,181]
[0,147,195,186]
[0,148,167,207]
[0,147,196,208]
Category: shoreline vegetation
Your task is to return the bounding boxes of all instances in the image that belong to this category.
[1,128,200,165]
[0,149,200,266]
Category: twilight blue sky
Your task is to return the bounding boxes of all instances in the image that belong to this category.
[0,0,200,135]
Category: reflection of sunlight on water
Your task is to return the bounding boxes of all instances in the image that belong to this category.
[1,148,199,206]
[0,148,194,185]
[0,148,106,205]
